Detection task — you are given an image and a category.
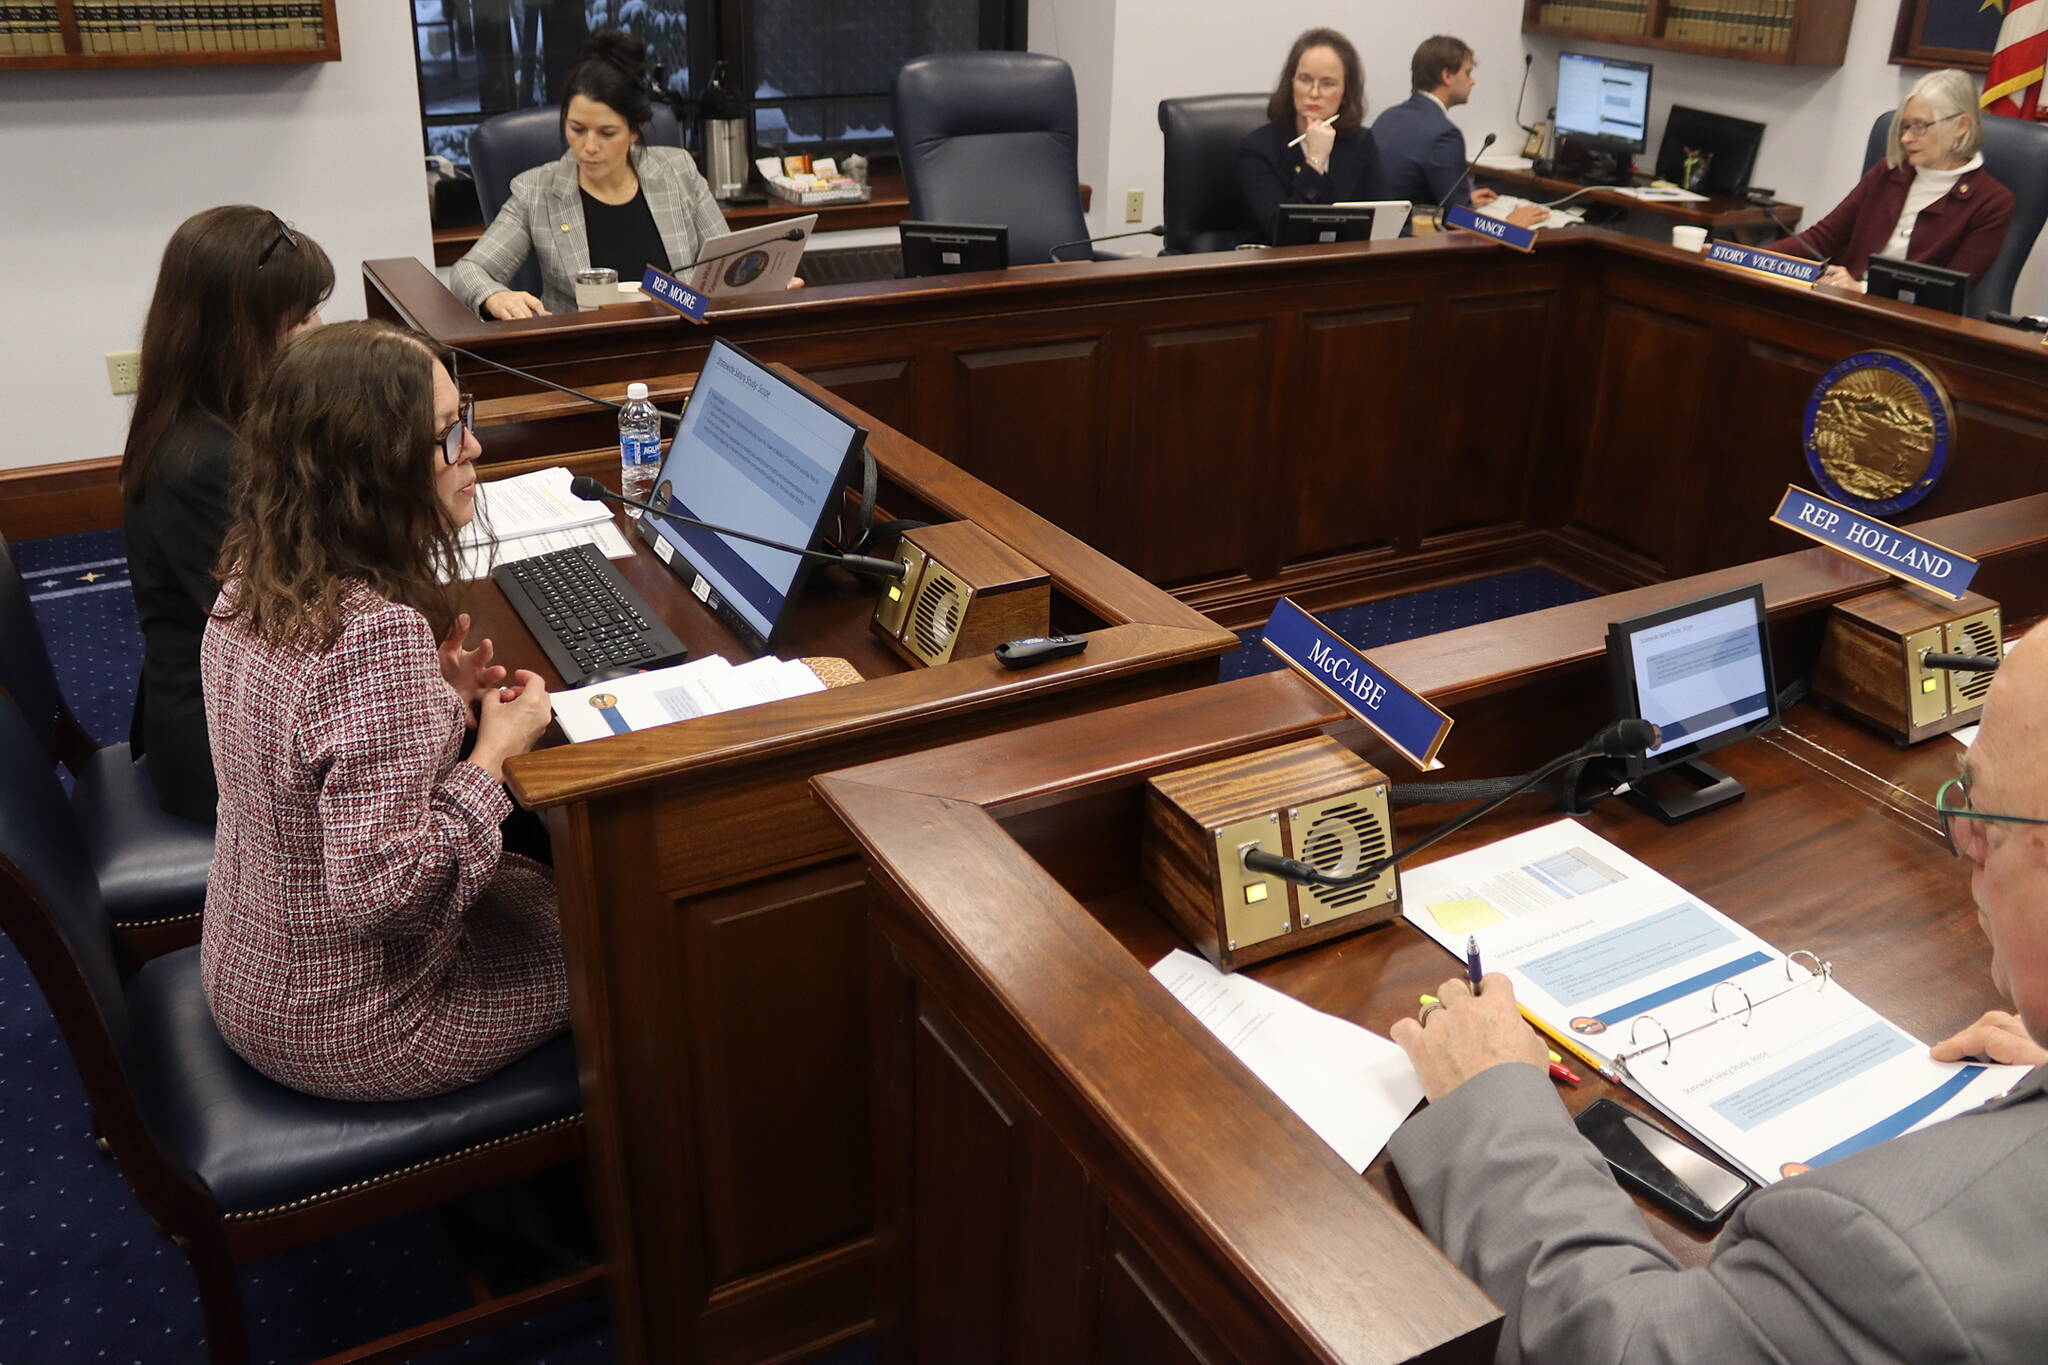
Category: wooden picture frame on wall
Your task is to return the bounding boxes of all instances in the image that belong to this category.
[1892,0,2004,72]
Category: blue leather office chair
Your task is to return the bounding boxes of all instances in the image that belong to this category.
[893,52,1095,266]
[1861,111,2048,318]
[0,693,593,1365]
[1158,93,1269,254]
[0,533,211,965]
[468,103,686,296]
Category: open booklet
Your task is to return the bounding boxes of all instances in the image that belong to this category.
[1401,819,2025,1185]
[550,654,825,742]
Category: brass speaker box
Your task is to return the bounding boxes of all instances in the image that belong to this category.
[1812,587,2001,745]
[870,521,1050,668]
[1141,737,1399,972]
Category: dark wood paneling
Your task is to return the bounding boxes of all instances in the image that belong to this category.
[1129,322,1276,587]
[1571,299,1714,569]
[1694,339,1832,571]
[686,862,873,1285]
[1283,305,1419,564]
[946,338,1109,550]
[800,357,917,444]
[1093,1229,1233,1365]
[1422,292,1555,541]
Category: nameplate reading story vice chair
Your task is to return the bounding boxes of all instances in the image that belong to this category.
[893,51,1095,265]
[1158,92,1269,254]
[0,533,211,966]
[0,695,596,1365]
[1860,109,2048,319]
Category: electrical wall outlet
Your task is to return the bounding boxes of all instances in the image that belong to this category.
[106,351,141,396]
[1125,189,1144,223]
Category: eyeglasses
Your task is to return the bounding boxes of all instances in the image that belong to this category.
[1899,113,1963,138]
[1934,775,2048,858]
[438,393,475,465]
[257,214,299,270]
[1293,73,1342,96]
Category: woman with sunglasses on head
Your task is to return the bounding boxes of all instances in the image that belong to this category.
[121,206,333,823]
[200,320,566,1101]
[1784,68,2013,292]
[1239,28,1381,247]
[452,29,731,320]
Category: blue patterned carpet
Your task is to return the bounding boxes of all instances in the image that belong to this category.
[3,529,1589,1363]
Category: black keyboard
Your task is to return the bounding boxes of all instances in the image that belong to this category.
[491,543,688,688]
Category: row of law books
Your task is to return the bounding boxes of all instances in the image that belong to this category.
[0,2,329,57]
[1666,0,1797,53]
[1535,0,1652,36]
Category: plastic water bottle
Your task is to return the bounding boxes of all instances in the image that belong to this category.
[618,382,662,501]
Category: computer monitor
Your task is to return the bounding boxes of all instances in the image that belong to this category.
[634,339,868,653]
[1274,202,1407,245]
[1654,105,1765,197]
[1605,584,1779,822]
[900,221,1009,276]
[1555,51,1654,152]
[1865,257,1972,317]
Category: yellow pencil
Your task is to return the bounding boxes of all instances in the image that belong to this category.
[1518,1005,1622,1083]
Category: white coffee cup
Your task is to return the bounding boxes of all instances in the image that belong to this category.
[1671,225,1708,253]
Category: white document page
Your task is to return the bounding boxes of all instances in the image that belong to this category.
[1627,977,2024,1185]
[551,653,826,742]
[1475,194,1585,231]
[1149,949,1423,1172]
[1402,820,1791,1067]
[456,520,635,581]
[461,466,613,546]
[1613,186,1709,203]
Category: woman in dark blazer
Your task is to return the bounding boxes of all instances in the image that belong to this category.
[1240,28,1381,245]
[121,206,332,823]
[1787,68,2013,291]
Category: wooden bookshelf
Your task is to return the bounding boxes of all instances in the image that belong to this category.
[1522,0,1855,67]
[0,1,339,69]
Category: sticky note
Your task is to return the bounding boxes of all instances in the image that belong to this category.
[1426,897,1504,934]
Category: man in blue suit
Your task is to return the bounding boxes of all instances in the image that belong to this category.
[1375,36,1544,227]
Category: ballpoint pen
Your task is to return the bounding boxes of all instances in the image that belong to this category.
[1466,934,1483,988]
[1286,114,1337,149]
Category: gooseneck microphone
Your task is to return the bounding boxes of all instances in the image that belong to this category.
[1923,652,2000,673]
[1514,53,1537,138]
[568,476,907,579]
[446,344,684,427]
[1048,225,1166,261]
[1438,131,1497,220]
[1242,718,1663,889]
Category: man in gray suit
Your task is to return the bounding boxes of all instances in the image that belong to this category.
[1388,637,2048,1364]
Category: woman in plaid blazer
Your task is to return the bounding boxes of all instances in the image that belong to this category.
[200,320,567,1102]
[452,32,728,320]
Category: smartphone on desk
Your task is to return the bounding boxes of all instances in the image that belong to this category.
[1574,1098,1751,1229]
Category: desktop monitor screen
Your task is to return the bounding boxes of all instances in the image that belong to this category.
[1654,105,1765,197]
[1275,204,1378,245]
[1865,257,1972,317]
[636,339,867,652]
[1605,584,1778,778]
[900,221,1009,276]
[1556,51,1654,152]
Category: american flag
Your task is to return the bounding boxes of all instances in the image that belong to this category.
[1984,0,2048,120]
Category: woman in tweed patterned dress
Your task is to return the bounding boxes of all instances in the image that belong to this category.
[200,320,567,1102]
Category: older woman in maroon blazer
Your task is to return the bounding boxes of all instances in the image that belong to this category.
[1787,68,2013,291]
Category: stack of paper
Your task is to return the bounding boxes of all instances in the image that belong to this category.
[458,466,633,581]
[1150,949,1424,1172]
[551,654,826,741]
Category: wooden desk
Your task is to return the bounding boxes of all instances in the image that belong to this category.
[814,496,2048,1364]
[482,370,1235,1365]
[364,229,2048,633]
[1474,165,1802,243]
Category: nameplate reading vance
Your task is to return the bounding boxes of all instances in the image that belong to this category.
[1771,485,1979,600]
[1706,240,1824,287]
[641,265,710,323]
[1442,204,1537,253]
[1261,598,1453,770]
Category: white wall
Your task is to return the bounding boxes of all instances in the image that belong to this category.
[1032,0,2048,310]
[0,0,431,474]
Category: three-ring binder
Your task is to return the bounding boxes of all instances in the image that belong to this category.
[1613,951,1834,1073]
